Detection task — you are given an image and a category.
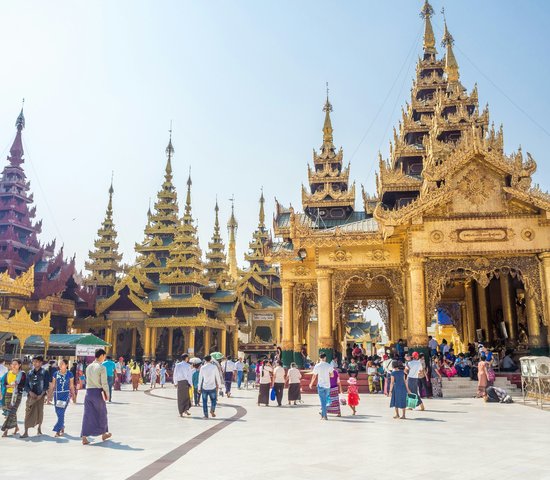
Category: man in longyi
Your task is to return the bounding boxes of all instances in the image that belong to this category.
[22,355,51,438]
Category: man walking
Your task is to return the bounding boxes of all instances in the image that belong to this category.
[102,355,116,402]
[235,357,244,389]
[173,354,193,417]
[309,354,334,420]
[198,355,222,419]
[221,356,236,397]
[22,355,51,438]
[81,349,111,444]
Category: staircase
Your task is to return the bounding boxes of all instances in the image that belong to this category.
[440,375,521,398]
[300,372,374,394]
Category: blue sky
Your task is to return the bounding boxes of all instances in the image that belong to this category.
[0,1,549,271]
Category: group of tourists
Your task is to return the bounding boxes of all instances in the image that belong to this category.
[0,350,111,443]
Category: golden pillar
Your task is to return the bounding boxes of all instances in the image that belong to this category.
[144,327,151,359]
[111,326,118,356]
[187,327,196,354]
[476,282,490,343]
[220,328,227,355]
[167,327,174,359]
[131,328,137,357]
[233,327,239,356]
[539,254,550,350]
[316,269,334,359]
[275,314,282,345]
[500,274,517,342]
[105,324,113,353]
[204,327,211,354]
[525,287,544,353]
[150,327,158,359]
[406,258,428,348]
[464,281,476,344]
[281,281,295,366]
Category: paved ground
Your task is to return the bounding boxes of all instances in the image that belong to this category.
[2,385,550,480]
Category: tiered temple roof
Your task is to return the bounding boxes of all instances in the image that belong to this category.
[205,200,230,286]
[0,108,75,300]
[84,179,123,298]
[301,92,355,223]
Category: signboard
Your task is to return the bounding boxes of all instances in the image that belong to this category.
[75,345,103,356]
[252,313,275,322]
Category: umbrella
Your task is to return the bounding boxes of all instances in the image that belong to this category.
[189,357,202,364]
[210,352,223,361]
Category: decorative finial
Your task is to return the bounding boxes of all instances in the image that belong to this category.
[259,188,266,227]
[16,98,25,131]
[322,85,334,146]
[165,121,174,165]
[109,171,114,195]
[441,16,459,83]
[420,0,436,54]
[323,82,333,113]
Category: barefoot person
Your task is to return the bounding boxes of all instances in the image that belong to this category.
[49,359,75,437]
[1,359,26,437]
[81,349,112,445]
[389,360,410,420]
[173,354,193,417]
[198,355,222,419]
[309,354,334,421]
[22,355,51,438]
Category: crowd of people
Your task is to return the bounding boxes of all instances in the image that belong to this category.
[0,337,517,441]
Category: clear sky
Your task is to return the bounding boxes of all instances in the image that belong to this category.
[1,1,549,272]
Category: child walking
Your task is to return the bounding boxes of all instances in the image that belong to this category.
[347,377,360,415]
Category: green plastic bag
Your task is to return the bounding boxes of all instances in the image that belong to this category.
[406,393,419,409]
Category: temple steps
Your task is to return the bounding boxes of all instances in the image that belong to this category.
[440,376,521,398]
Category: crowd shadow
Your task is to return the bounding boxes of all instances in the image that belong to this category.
[91,439,144,451]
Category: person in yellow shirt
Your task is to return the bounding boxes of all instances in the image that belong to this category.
[1,359,26,437]
[129,360,141,391]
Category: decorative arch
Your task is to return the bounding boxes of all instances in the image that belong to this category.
[425,256,546,325]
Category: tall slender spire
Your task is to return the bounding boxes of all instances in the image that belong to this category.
[322,83,334,149]
[420,0,436,57]
[227,196,239,281]
[205,199,230,285]
[258,189,265,228]
[9,102,25,166]
[185,169,192,216]
[442,18,460,83]
[165,127,174,177]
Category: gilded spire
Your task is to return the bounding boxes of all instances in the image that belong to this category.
[107,172,114,217]
[322,83,334,147]
[227,196,239,281]
[420,0,436,56]
[185,169,192,216]
[258,189,265,228]
[165,128,174,177]
[205,199,230,284]
[442,19,460,83]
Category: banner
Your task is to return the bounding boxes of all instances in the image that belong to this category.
[75,345,103,356]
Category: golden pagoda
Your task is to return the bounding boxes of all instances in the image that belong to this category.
[84,179,123,298]
[272,1,550,364]
[205,200,231,286]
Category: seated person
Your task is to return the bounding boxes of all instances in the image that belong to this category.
[454,353,471,377]
[440,357,457,379]
[347,358,359,377]
[500,351,518,372]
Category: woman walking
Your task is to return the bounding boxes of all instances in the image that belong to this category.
[150,361,158,389]
[130,360,141,391]
[389,360,410,419]
[477,354,489,398]
[431,357,443,398]
[160,363,167,388]
[286,362,302,405]
[50,359,75,437]
[0,359,26,437]
[257,360,273,406]
[327,368,342,416]
[273,361,285,406]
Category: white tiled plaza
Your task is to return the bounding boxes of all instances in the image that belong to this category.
[2,385,549,480]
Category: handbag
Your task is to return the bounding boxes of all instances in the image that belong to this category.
[270,386,277,401]
[55,399,67,408]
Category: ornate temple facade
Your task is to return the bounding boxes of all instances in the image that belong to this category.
[0,108,78,346]
[271,1,550,365]
[76,137,281,360]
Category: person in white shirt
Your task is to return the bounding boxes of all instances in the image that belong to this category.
[428,336,438,357]
[309,354,334,420]
[198,355,223,419]
[235,358,245,389]
[173,354,193,417]
[406,352,425,411]
[221,357,236,397]
[257,360,273,406]
[0,358,8,380]
[272,361,286,406]
[286,362,302,405]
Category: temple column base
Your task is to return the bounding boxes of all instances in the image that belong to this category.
[282,350,293,368]
[293,351,304,368]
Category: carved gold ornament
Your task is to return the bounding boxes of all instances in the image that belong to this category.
[369,249,389,261]
[430,230,444,243]
[457,171,492,205]
[521,228,535,242]
[292,265,311,276]
[329,249,352,262]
